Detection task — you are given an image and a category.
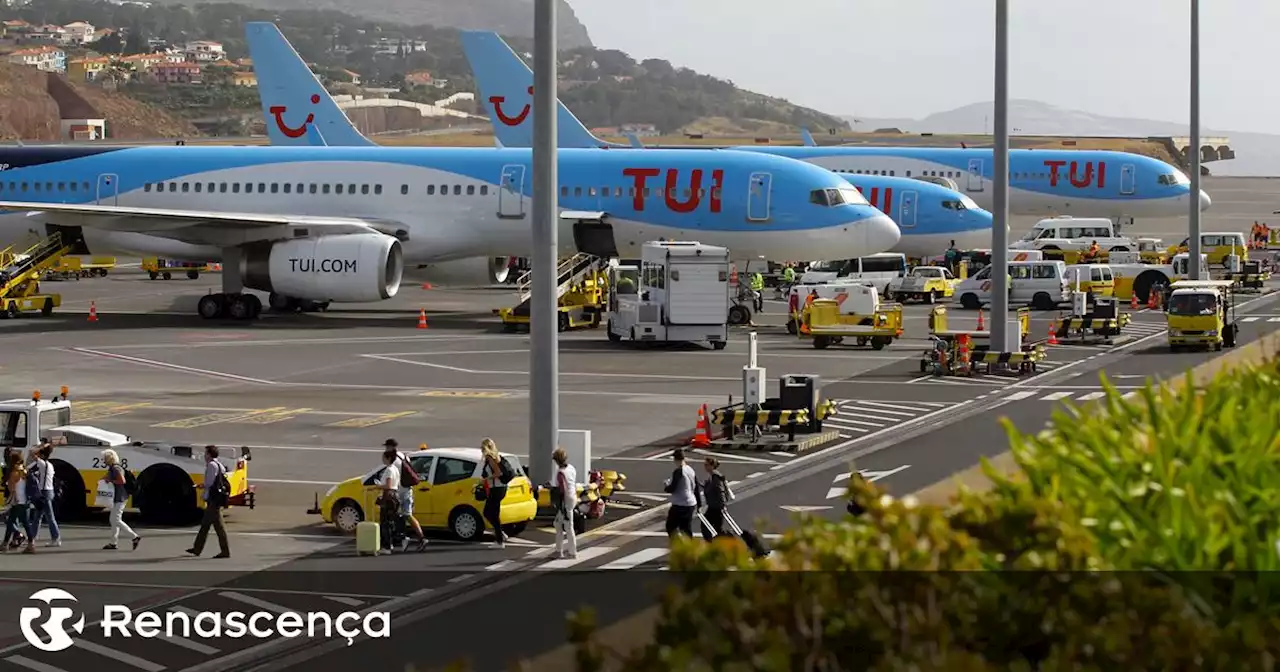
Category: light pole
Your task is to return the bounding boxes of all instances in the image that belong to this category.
[989,0,1010,350]
[1188,0,1202,279]
[529,0,558,485]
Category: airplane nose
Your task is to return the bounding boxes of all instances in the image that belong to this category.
[1199,189,1212,211]
[864,213,901,255]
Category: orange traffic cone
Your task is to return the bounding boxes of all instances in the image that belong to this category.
[1047,320,1059,345]
[87,301,98,322]
[421,282,433,290]
[1147,291,1158,310]
[976,307,985,331]
[691,404,712,448]
[1130,292,1138,310]
[417,308,428,329]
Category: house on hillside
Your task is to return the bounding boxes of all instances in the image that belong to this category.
[404,70,433,87]
[620,123,659,137]
[148,62,201,84]
[21,24,65,45]
[340,69,361,85]
[67,56,110,81]
[119,52,166,71]
[7,45,65,72]
[2,20,30,37]
[183,40,223,62]
[232,71,256,87]
[62,118,105,140]
[61,21,95,45]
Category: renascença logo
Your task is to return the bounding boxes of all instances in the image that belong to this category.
[20,588,86,652]
[18,588,390,650]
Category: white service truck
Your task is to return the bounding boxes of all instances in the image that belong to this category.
[605,241,730,349]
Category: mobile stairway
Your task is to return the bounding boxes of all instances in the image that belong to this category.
[0,233,74,318]
[497,253,609,332]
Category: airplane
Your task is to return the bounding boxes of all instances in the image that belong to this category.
[455,30,994,258]
[0,144,898,320]
[455,30,1208,226]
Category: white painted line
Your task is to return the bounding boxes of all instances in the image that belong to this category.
[691,448,775,464]
[67,347,277,385]
[75,639,165,672]
[770,464,786,471]
[409,587,435,597]
[1005,391,1037,401]
[447,574,474,584]
[583,529,784,540]
[219,591,297,614]
[7,656,71,672]
[839,404,917,418]
[769,451,795,458]
[252,478,340,486]
[485,560,516,572]
[825,487,847,499]
[1077,392,1107,401]
[323,595,365,607]
[747,472,765,478]
[1270,317,1280,322]
[524,546,557,559]
[363,353,742,382]
[1121,391,1139,399]
[534,545,615,570]
[826,417,888,429]
[145,626,221,655]
[599,547,670,570]
[1041,392,1073,400]
[849,400,940,413]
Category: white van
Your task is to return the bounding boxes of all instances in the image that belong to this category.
[800,253,907,294]
[1011,217,1135,255]
[955,260,1069,310]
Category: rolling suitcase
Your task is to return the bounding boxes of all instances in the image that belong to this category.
[356,521,381,556]
[697,510,718,542]
[723,511,770,558]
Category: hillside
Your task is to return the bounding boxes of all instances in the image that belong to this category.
[844,99,1280,176]
[157,0,593,49]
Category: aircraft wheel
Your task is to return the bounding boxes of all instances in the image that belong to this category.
[197,294,224,319]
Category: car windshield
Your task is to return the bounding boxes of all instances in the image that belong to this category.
[808,260,845,273]
[1168,293,1218,316]
[1019,229,1043,242]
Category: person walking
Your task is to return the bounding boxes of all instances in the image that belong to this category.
[2,451,32,554]
[375,447,402,553]
[749,270,765,312]
[699,457,734,541]
[550,447,578,559]
[663,448,699,537]
[100,449,141,551]
[479,438,513,548]
[386,440,428,552]
[187,445,230,558]
[27,441,60,548]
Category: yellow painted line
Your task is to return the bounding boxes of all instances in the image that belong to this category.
[241,408,313,425]
[153,407,288,429]
[325,411,417,428]
[76,402,153,421]
[420,390,513,399]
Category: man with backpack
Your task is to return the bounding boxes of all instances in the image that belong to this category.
[27,441,60,548]
[386,440,428,552]
[187,445,231,558]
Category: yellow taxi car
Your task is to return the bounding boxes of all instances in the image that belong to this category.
[313,447,537,541]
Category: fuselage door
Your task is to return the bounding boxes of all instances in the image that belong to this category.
[1120,164,1136,195]
[498,164,526,219]
[747,172,771,222]
[966,159,984,192]
[899,190,918,228]
[96,173,119,205]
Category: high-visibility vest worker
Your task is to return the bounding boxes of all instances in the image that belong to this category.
[782,266,796,284]
[805,290,818,307]
[750,272,764,291]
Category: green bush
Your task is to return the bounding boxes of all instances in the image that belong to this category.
[561,356,1280,670]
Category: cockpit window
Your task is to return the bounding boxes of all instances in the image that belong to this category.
[959,195,979,210]
[810,187,870,207]
[810,189,833,206]
[839,187,868,206]
[1159,171,1191,186]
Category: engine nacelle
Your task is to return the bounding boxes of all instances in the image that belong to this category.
[242,233,403,302]
[413,256,513,286]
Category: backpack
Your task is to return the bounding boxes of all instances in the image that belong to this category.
[25,460,44,501]
[398,454,421,487]
[123,468,138,496]
[208,463,231,506]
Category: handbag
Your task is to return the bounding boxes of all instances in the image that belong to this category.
[473,481,488,502]
[94,479,115,509]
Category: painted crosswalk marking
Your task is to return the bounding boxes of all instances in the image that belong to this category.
[242,408,313,424]
[1041,391,1072,401]
[153,408,287,428]
[1241,316,1280,323]
[826,465,911,499]
[74,639,164,672]
[599,547,670,570]
[533,545,615,570]
[326,411,417,428]
[7,655,72,672]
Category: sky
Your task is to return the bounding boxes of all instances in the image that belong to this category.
[568,0,1280,134]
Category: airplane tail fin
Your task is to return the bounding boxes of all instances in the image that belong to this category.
[800,127,817,147]
[624,132,645,148]
[245,22,375,147]
[460,30,628,149]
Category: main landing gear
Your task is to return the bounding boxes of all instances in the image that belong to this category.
[198,293,262,321]
[267,293,330,314]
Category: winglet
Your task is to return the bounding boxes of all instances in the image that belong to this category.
[624,132,645,149]
[460,30,629,149]
[245,22,375,147]
[800,127,817,147]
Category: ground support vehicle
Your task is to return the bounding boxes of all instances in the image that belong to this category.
[1107,252,1209,305]
[605,242,730,349]
[1053,294,1131,344]
[955,260,1070,310]
[796,284,904,350]
[1011,217,1137,262]
[46,256,117,280]
[1223,260,1271,293]
[1,234,71,318]
[1135,238,1170,265]
[922,305,1040,374]
[1167,232,1248,268]
[886,266,956,304]
[1165,280,1239,352]
[0,388,254,524]
[142,257,209,280]
[498,254,607,332]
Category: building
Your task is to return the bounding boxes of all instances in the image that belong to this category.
[183,40,224,62]
[61,21,95,45]
[7,45,65,72]
[67,56,110,81]
[2,19,30,36]
[148,62,202,84]
[61,118,105,140]
[22,24,65,45]
[232,71,256,87]
[119,52,166,71]
[340,69,361,85]
[404,70,433,87]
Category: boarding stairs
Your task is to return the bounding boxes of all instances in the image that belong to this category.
[0,233,72,300]
[504,253,607,319]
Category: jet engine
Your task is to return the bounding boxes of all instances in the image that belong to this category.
[241,233,403,302]
[413,256,513,286]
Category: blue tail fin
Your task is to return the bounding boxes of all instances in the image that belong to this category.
[800,127,817,147]
[245,22,375,147]
[460,30,628,149]
[625,132,645,148]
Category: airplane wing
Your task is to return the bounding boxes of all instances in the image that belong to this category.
[0,201,409,243]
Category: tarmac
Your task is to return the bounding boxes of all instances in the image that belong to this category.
[0,175,1278,671]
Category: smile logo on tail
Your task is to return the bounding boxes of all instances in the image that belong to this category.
[270,94,321,138]
[489,86,533,126]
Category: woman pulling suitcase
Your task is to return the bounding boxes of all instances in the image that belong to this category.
[697,457,770,558]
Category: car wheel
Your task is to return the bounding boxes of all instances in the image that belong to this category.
[449,506,485,542]
[727,305,750,325]
[332,500,363,534]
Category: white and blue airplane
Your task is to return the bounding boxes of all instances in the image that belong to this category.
[0,147,896,321]
[454,31,1207,224]
[455,30,994,258]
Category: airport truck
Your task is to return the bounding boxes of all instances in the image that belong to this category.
[605,241,729,349]
[0,387,254,524]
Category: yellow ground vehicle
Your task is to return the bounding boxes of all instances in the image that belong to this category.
[1135,238,1170,264]
[1106,252,1208,304]
[798,284,903,350]
[1,234,71,318]
[885,266,956,303]
[534,468,627,510]
[1165,280,1239,351]
[315,447,537,541]
[142,257,209,280]
[46,255,117,279]
[1065,264,1115,299]
[0,387,254,523]
[1168,232,1247,267]
[923,305,1041,374]
[499,254,606,332]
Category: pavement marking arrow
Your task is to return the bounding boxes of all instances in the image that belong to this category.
[780,505,833,513]
[826,465,912,499]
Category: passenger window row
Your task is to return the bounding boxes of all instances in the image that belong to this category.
[143,181,420,196]
[559,186,723,200]
[0,181,93,193]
